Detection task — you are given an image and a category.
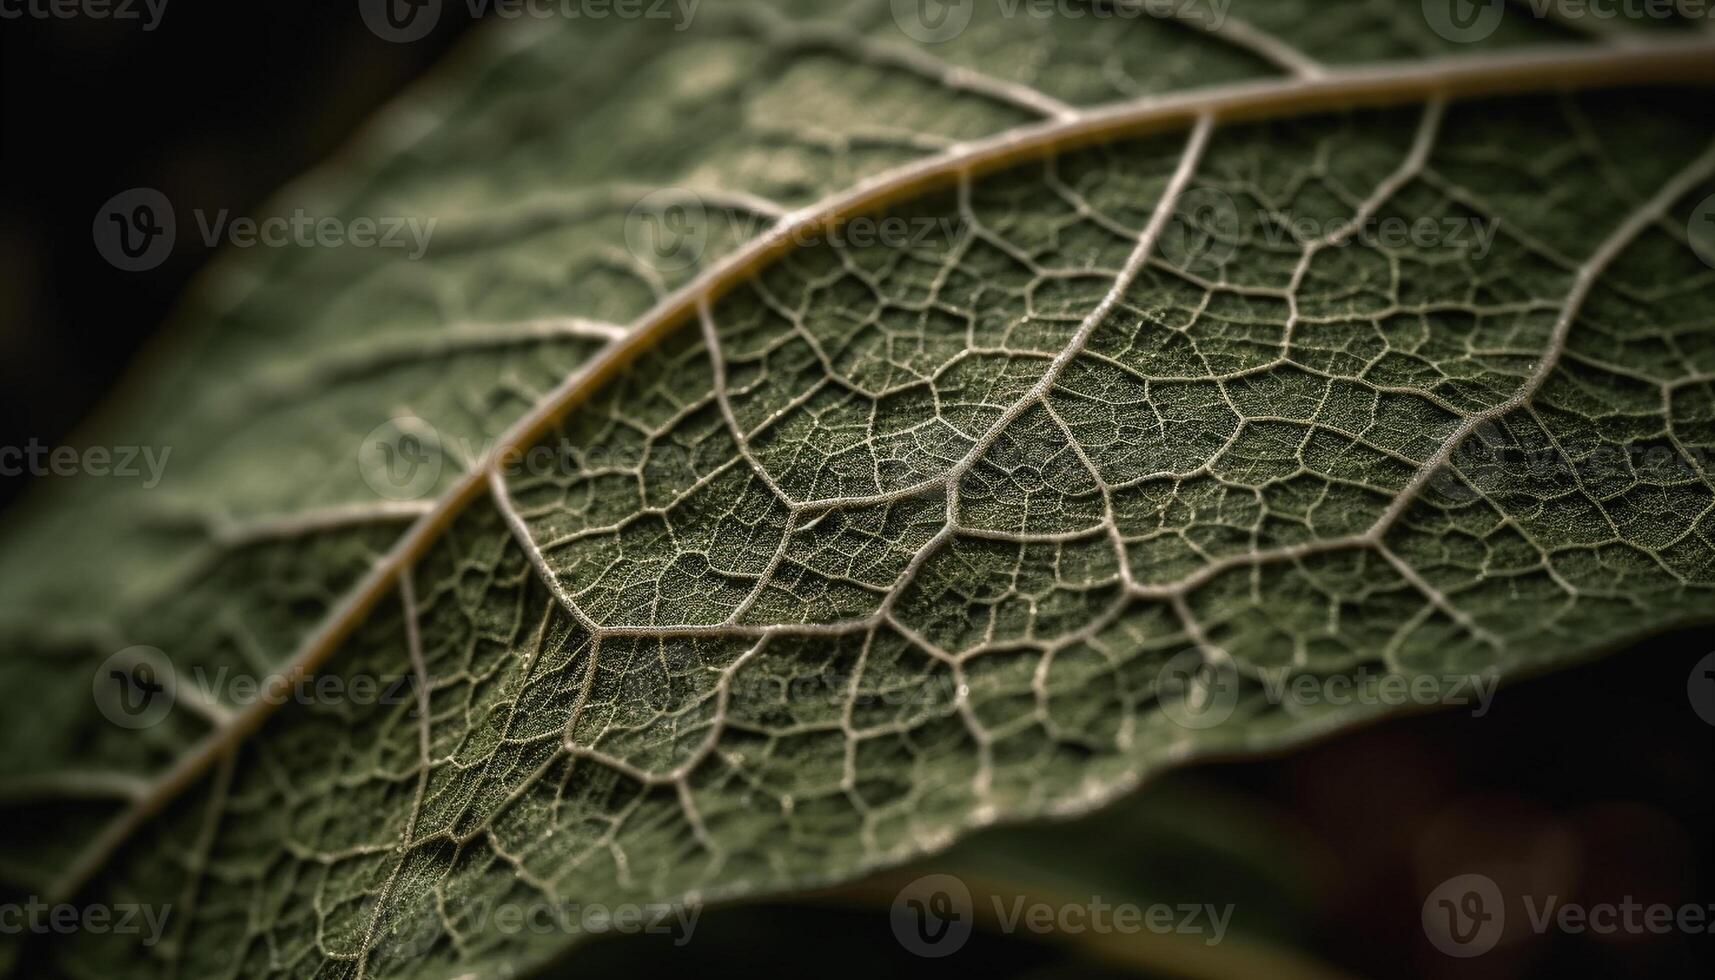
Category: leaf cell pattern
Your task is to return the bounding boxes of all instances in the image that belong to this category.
[3,2,1715,978]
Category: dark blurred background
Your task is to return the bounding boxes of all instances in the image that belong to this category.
[1,5,1712,979]
[0,1,481,511]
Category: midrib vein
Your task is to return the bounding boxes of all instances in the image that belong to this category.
[49,37,1715,906]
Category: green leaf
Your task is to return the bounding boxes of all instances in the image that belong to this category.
[3,2,1714,977]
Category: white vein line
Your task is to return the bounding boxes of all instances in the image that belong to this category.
[529,106,1207,636]
[1363,137,1715,543]
[1377,543,1501,647]
[355,570,436,979]
[488,466,606,635]
[47,39,1715,906]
